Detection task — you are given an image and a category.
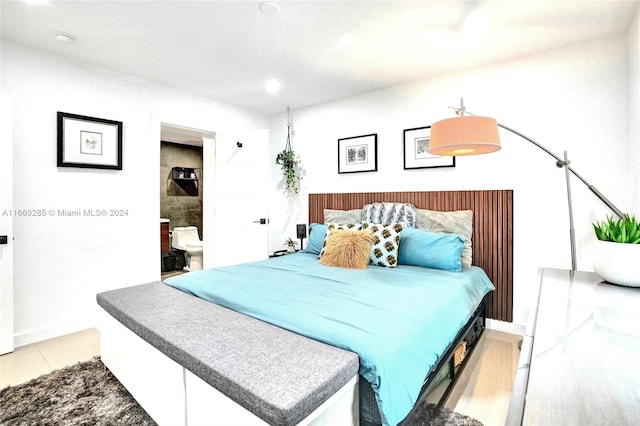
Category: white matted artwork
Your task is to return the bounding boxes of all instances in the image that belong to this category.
[403,126,455,169]
[338,134,377,174]
[57,112,123,170]
[80,131,103,155]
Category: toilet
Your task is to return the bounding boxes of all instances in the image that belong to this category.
[172,226,203,271]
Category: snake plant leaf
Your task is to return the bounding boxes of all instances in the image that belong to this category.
[593,214,640,244]
[610,227,619,241]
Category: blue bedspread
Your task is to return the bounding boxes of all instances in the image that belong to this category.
[164,252,494,425]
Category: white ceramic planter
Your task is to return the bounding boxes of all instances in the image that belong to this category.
[593,240,640,287]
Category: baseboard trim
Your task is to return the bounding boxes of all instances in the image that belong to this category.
[14,319,93,348]
[486,319,525,336]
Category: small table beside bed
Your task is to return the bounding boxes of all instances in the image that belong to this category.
[97,190,513,426]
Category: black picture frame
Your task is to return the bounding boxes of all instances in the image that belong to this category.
[57,112,123,170]
[338,133,377,174]
[403,126,455,170]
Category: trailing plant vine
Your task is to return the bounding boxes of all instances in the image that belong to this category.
[276,108,302,194]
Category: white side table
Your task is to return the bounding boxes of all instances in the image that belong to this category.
[507,267,640,425]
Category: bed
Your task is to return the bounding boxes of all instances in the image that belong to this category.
[97,190,513,426]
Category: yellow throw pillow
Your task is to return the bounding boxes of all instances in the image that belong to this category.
[319,229,374,269]
[318,223,362,258]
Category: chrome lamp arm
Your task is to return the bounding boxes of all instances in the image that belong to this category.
[496,122,625,219]
[450,100,624,271]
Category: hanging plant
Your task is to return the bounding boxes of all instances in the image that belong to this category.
[276,148,300,193]
[276,107,302,194]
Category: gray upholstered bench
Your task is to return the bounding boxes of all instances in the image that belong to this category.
[97,282,359,426]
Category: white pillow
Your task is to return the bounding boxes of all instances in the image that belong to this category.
[323,209,362,224]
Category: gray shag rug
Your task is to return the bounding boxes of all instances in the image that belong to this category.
[0,357,156,425]
[404,402,483,426]
[0,357,482,425]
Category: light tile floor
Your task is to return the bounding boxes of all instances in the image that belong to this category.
[446,329,522,426]
[0,328,101,388]
[0,327,520,425]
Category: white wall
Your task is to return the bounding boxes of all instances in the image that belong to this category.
[3,30,637,344]
[630,8,640,213]
[1,40,268,346]
[269,33,635,327]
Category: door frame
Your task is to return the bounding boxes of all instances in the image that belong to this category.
[0,95,14,354]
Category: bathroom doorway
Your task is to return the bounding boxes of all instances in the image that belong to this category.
[160,124,212,277]
[158,121,271,275]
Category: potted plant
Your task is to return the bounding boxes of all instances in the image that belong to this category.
[285,237,297,253]
[276,148,301,194]
[276,107,303,195]
[593,214,640,287]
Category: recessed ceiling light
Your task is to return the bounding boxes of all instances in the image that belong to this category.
[259,2,280,16]
[463,9,489,32]
[332,32,354,52]
[53,32,75,44]
[265,79,282,94]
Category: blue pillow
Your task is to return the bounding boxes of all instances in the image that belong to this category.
[303,223,327,255]
[398,227,464,272]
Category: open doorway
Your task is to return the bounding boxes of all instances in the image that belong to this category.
[160,123,214,278]
[156,121,270,273]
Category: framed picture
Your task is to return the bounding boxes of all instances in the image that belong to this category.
[338,133,377,174]
[403,126,455,170]
[57,112,123,170]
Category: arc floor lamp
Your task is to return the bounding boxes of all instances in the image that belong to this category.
[429,99,625,271]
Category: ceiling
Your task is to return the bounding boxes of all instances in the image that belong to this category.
[2,1,639,115]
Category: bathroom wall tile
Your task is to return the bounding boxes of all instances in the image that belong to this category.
[160,141,203,238]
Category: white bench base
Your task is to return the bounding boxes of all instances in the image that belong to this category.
[99,310,359,426]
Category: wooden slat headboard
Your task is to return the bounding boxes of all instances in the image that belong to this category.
[308,190,513,322]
